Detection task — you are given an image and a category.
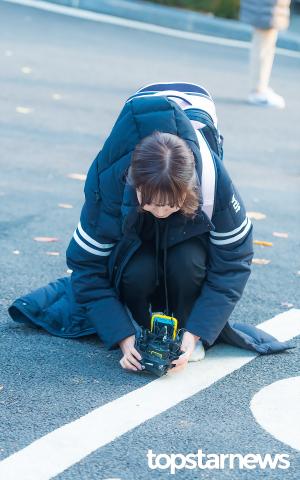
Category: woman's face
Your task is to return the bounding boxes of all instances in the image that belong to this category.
[136,189,185,218]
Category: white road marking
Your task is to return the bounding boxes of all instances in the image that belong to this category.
[52,93,62,101]
[3,0,300,59]
[21,66,32,74]
[16,106,33,114]
[251,376,300,451]
[0,309,299,479]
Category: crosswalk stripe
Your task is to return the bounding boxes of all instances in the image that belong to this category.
[0,309,299,479]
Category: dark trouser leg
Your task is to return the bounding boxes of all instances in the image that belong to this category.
[119,242,162,330]
[165,237,207,330]
[119,237,207,332]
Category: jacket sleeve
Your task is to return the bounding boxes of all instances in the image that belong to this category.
[65,157,136,350]
[185,158,254,345]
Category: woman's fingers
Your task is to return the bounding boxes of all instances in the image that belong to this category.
[170,362,187,374]
[172,351,188,365]
[127,351,143,370]
[119,348,144,371]
[170,352,189,373]
[120,357,138,372]
[131,346,142,361]
[120,357,138,371]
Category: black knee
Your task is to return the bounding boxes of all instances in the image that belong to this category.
[119,243,157,297]
[166,238,207,290]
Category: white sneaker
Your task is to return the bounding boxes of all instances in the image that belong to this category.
[248,88,285,109]
[188,340,206,362]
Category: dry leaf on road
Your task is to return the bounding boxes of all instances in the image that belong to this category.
[247,211,266,220]
[67,173,86,181]
[253,240,273,247]
[281,302,294,309]
[34,237,59,242]
[58,203,73,209]
[252,258,271,265]
[21,66,32,74]
[272,232,289,238]
[16,106,32,114]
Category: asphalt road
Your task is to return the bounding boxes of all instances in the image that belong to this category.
[0,2,300,479]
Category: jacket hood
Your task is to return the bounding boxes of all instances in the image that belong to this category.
[96,95,203,232]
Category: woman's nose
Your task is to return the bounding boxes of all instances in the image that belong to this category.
[155,206,169,216]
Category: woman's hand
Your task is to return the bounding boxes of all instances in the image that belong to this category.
[119,334,144,372]
[170,331,200,374]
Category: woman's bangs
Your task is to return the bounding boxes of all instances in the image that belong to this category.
[140,183,183,208]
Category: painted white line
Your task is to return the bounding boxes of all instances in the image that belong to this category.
[0,309,299,479]
[3,0,300,58]
[255,308,300,342]
[251,376,300,451]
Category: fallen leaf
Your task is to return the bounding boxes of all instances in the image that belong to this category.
[253,240,273,247]
[247,211,266,220]
[272,232,288,239]
[33,237,59,242]
[281,302,294,309]
[16,106,32,114]
[21,66,32,74]
[52,93,62,100]
[179,419,191,428]
[46,251,60,256]
[67,173,86,181]
[13,250,20,255]
[71,376,84,384]
[252,258,271,265]
[58,203,73,209]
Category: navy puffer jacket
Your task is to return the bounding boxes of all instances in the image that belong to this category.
[8,82,293,355]
[65,83,251,349]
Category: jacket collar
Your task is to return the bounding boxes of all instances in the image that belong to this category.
[121,181,140,236]
[119,96,205,236]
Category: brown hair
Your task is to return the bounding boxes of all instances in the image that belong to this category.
[126,131,201,219]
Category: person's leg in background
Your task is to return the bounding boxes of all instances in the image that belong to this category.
[248,27,285,108]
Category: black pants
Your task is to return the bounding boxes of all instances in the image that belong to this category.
[119,237,207,331]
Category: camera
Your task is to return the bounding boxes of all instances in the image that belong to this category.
[134,313,185,377]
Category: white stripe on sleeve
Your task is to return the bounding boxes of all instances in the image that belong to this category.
[210,217,252,246]
[73,231,113,256]
[77,222,115,249]
[210,217,249,238]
